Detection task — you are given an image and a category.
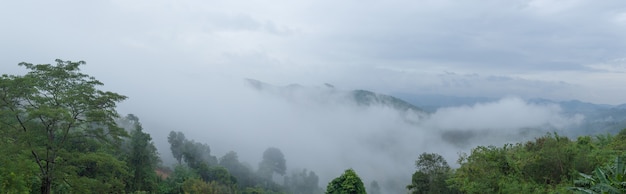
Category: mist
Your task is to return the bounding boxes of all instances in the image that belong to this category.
[121,77,584,192]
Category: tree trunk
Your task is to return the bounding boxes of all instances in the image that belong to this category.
[41,176,51,194]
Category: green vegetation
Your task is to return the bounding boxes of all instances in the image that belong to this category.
[4,59,626,193]
[325,169,366,194]
[0,60,323,194]
[407,153,460,194]
[1,60,127,193]
[444,131,626,193]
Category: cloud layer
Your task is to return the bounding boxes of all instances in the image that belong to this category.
[2,0,626,104]
[135,80,583,192]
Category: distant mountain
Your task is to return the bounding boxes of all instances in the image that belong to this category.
[245,79,424,114]
[246,80,626,136]
[350,90,423,113]
[394,93,626,135]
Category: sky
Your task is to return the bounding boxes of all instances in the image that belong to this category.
[2,0,626,104]
[1,0,626,192]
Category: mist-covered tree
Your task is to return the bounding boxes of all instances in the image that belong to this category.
[258,147,287,180]
[284,169,322,194]
[182,178,236,194]
[325,169,366,194]
[407,153,456,194]
[160,164,199,194]
[168,130,218,169]
[220,151,257,188]
[123,114,160,192]
[196,164,237,190]
[368,180,381,194]
[0,60,127,194]
[182,140,218,169]
[168,131,186,164]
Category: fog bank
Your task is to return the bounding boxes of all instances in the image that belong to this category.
[127,79,582,192]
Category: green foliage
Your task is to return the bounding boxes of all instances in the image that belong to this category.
[449,132,617,193]
[182,140,218,168]
[182,178,236,194]
[407,153,457,194]
[168,130,218,169]
[0,59,127,194]
[241,186,285,194]
[63,152,129,193]
[122,114,160,192]
[160,164,200,194]
[326,169,366,194]
[571,156,626,194]
[197,164,237,189]
[0,149,38,193]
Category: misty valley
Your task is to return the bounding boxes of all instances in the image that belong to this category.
[4,60,626,194]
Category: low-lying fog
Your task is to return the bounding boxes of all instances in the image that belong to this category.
[118,77,583,192]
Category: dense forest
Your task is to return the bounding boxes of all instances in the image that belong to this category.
[2,60,626,193]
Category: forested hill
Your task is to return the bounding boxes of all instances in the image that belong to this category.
[245,78,425,114]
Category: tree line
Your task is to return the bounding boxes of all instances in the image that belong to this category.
[0,60,362,194]
[407,131,626,194]
[2,59,625,193]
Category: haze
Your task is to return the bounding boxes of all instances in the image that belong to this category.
[2,0,625,192]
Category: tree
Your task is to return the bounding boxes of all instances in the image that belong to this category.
[368,180,381,194]
[196,164,237,190]
[325,169,366,194]
[220,151,257,188]
[284,169,321,194]
[0,60,127,194]
[161,164,199,194]
[168,131,186,164]
[168,131,218,168]
[407,153,454,194]
[258,147,287,180]
[181,140,218,169]
[123,114,160,192]
[182,178,236,194]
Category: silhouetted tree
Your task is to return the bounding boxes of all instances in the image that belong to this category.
[369,180,381,194]
[284,169,321,194]
[168,131,186,164]
[258,147,286,180]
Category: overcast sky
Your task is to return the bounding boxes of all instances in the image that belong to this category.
[2,0,626,105]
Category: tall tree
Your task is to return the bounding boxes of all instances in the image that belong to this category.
[407,153,456,194]
[124,114,160,192]
[0,60,127,194]
[258,147,286,180]
[168,131,186,164]
[325,169,366,194]
[181,140,218,168]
